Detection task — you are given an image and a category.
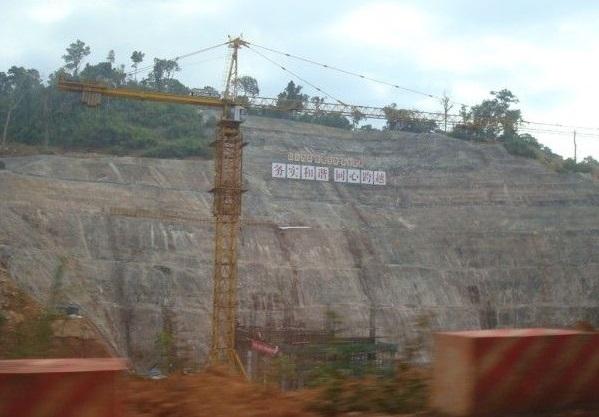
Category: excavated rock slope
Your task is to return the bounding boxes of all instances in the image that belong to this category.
[0,117,597,369]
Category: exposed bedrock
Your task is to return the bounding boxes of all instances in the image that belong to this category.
[1,117,597,369]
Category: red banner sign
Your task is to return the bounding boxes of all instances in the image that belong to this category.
[250,339,280,356]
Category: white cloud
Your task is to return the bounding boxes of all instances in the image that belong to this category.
[325,2,599,158]
[26,0,76,23]
[450,80,488,106]
[155,0,231,17]
[326,2,433,52]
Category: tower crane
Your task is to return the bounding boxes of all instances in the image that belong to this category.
[57,36,435,374]
[59,37,248,372]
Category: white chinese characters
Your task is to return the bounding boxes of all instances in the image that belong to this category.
[334,168,347,183]
[272,163,385,186]
[302,165,316,180]
[272,162,286,178]
[361,170,374,185]
[315,167,329,181]
[373,171,386,185]
[286,164,301,179]
[348,169,361,184]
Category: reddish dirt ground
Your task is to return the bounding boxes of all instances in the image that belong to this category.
[124,368,597,417]
[125,367,321,417]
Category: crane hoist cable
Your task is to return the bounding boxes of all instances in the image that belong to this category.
[246,45,348,106]
[247,41,449,103]
[126,40,231,77]
[248,42,599,133]
[181,55,227,68]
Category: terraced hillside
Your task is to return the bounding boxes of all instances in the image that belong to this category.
[0,116,597,370]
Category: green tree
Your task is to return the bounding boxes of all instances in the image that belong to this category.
[0,67,42,147]
[351,107,365,129]
[130,50,145,81]
[449,91,560,162]
[560,155,599,173]
[146,58,180,91]
[79,61,126,87]
[299,112,351,129]
[276,80,308,111]
[235,75,259,97]
[311,96,325,115]
[440,92,453,133]
[459,104,471,123]
[474,89,521,138]
[62,40,91,77]
[106,49,115,64]
[452,89,521,141]
[198,85,219,96]
[581,156,599,169]
[383,104,437,133]
[80,62,114,83]
[502,133,540,159]
[359,124,376,132]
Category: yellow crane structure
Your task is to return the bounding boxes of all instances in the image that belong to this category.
[59,37,248,372]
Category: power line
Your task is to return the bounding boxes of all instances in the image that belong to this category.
[521,119,599,131]
[519,128,599,138]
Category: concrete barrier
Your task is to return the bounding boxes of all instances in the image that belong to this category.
[431,328,598,416]
[0,358,127,417]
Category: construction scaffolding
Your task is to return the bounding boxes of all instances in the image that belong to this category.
[236,307,397,388]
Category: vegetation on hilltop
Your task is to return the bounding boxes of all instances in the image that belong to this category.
[449,90,598,174]
[0,39,597,173]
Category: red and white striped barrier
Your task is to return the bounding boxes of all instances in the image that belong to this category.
[431,328,599,416]
[0,358,127,417]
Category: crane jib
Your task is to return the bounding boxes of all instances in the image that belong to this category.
[57,78,227,108]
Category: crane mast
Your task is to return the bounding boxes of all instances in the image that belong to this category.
[210,37,246,370]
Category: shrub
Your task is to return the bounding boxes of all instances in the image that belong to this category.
[558,156,599,174]
[6,310,59,358]
[502,134,539,159]
[308,368,428,416]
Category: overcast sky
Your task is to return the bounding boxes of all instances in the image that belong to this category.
[1,0,598,159]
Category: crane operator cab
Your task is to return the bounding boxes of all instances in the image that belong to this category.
[225,105,246,123]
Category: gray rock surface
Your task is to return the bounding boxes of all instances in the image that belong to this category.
[1,116,598,369]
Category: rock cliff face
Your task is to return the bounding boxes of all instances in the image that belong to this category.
[1,117,598,369]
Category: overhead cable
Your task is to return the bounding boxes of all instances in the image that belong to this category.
[126,41,231,77]
[247,41,463,105]
[247,41,599,132]
[246,45,348,106]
